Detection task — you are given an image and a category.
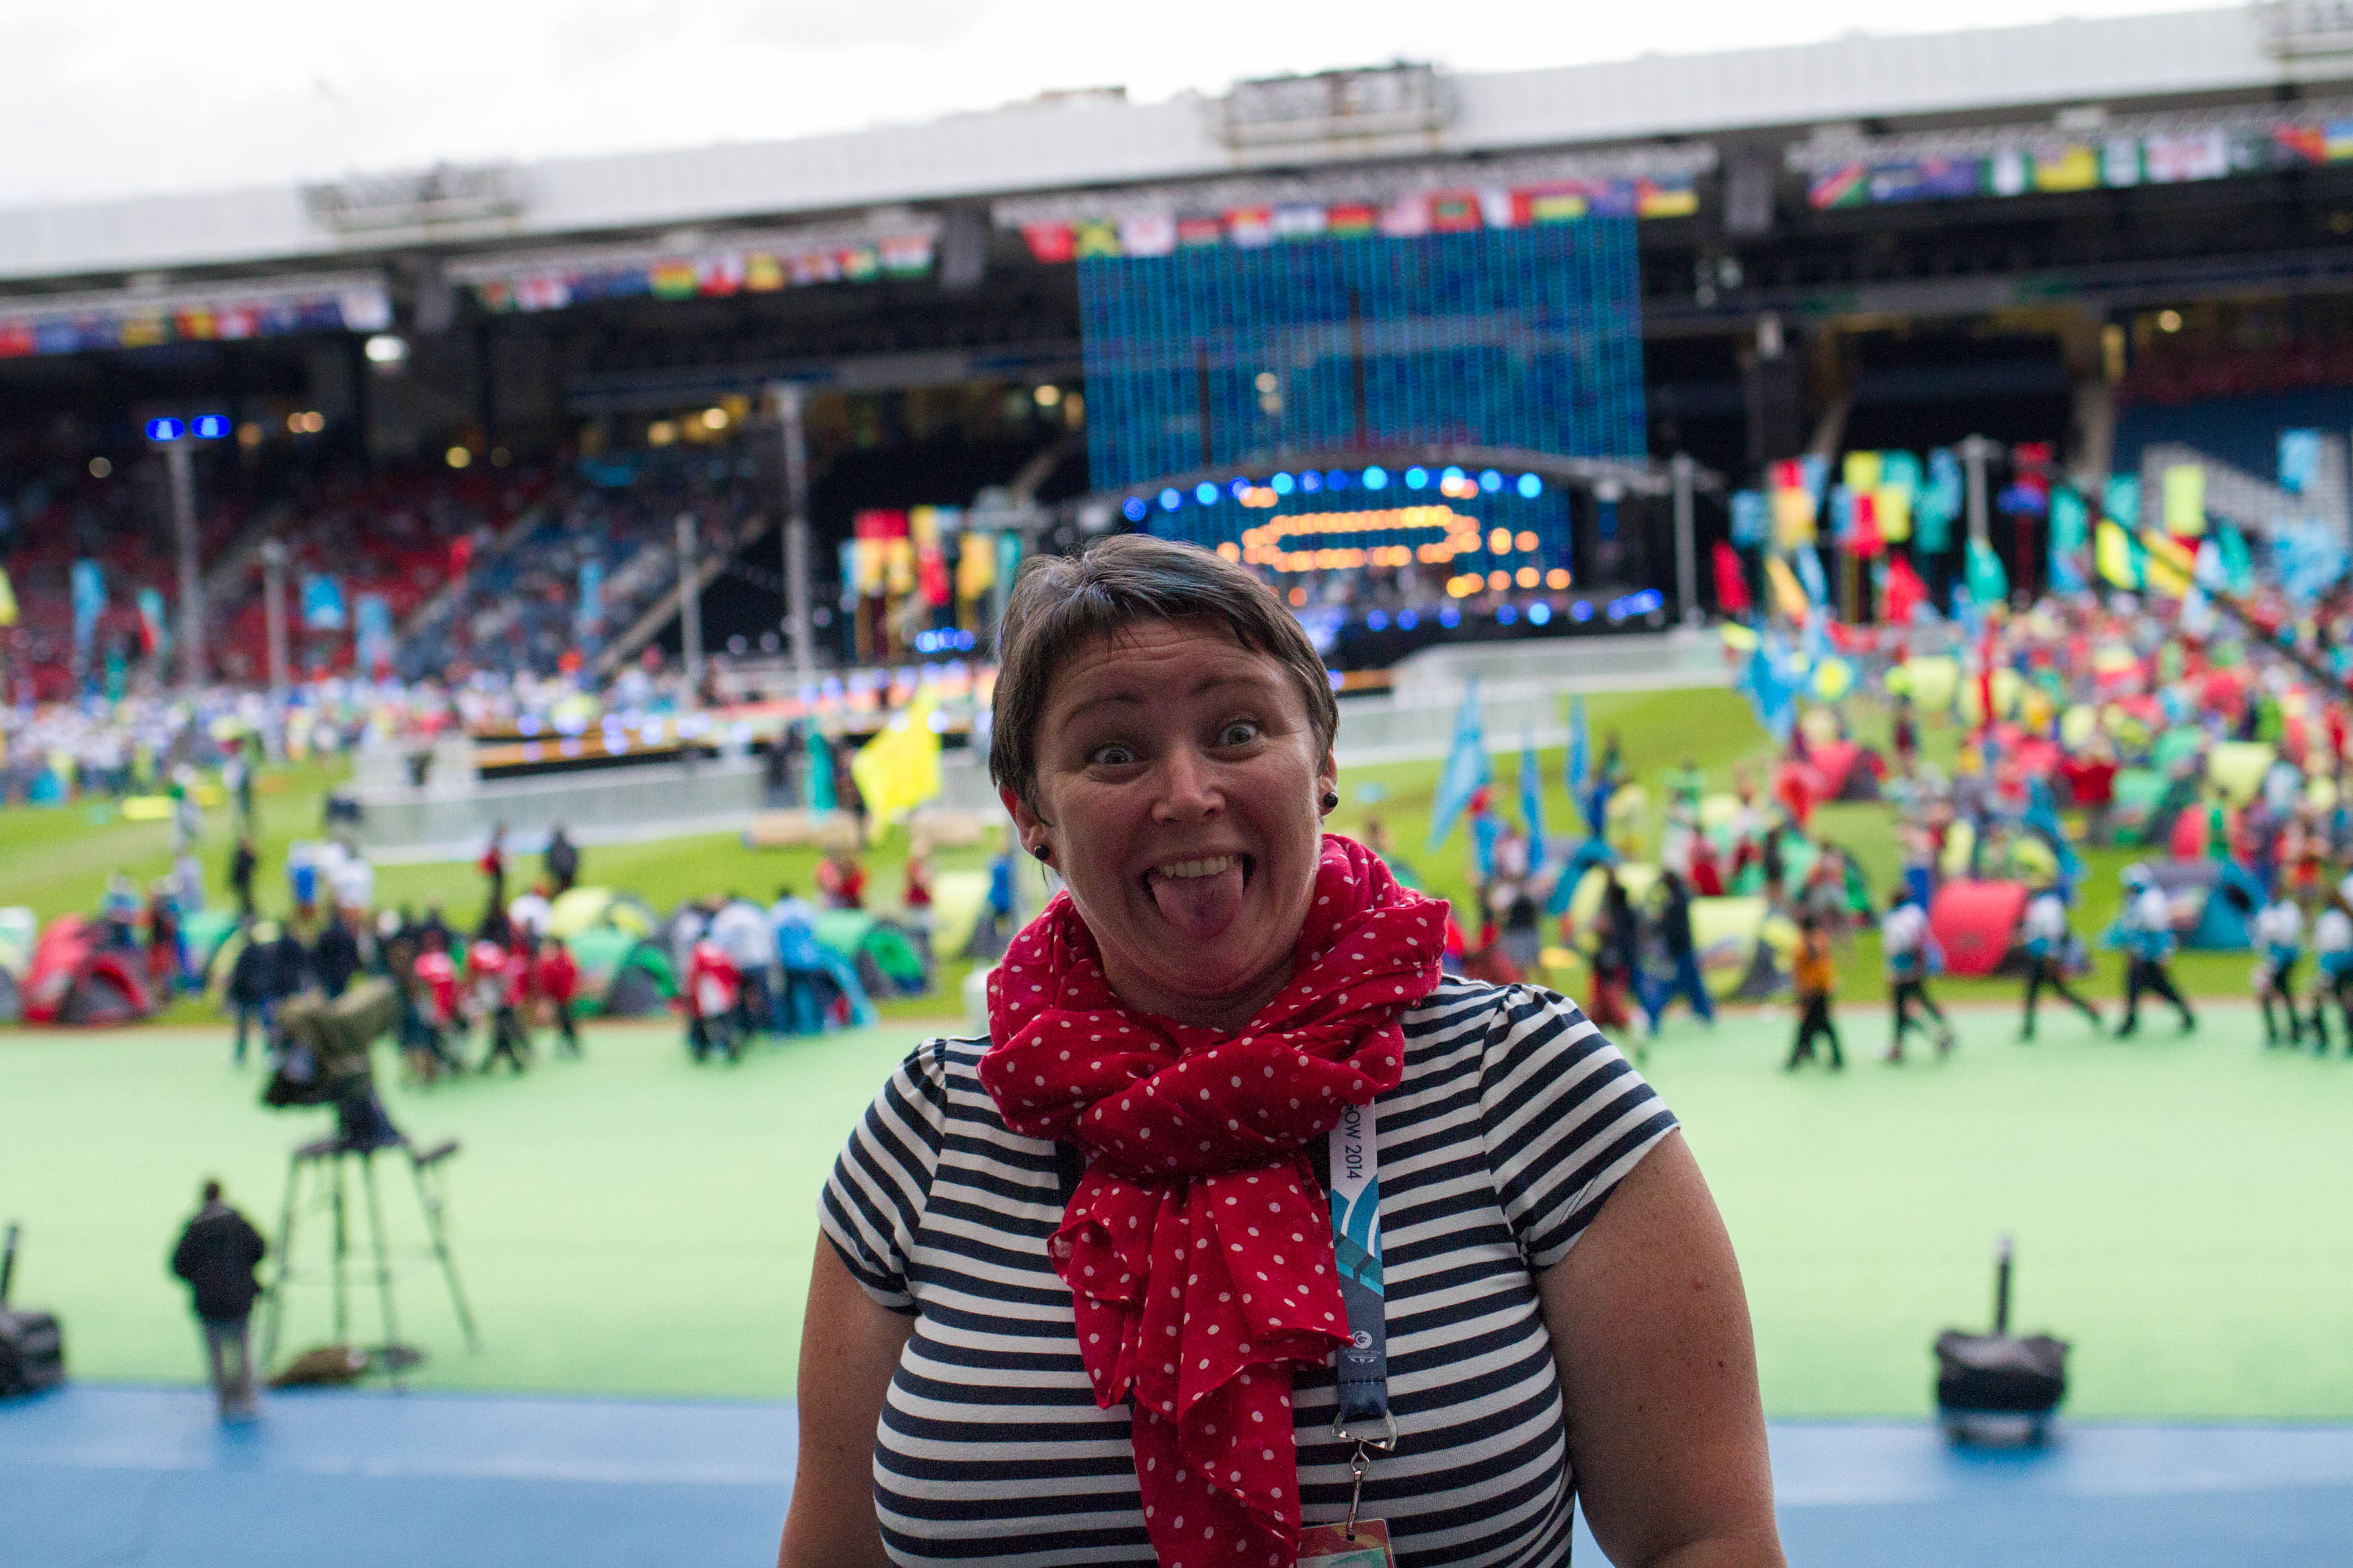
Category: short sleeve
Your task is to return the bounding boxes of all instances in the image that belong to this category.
[818,1037,951,1313]
[1475,987,1679,1271]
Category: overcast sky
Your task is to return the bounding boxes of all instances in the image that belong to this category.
[0,0,2221,209]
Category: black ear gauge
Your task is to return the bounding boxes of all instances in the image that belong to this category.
[1320,791,1340,813]
[1031,842,1051,860]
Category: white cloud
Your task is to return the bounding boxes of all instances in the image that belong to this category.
[0,0,2223,208]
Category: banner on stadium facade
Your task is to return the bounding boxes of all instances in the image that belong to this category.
[0,272,391,361]
[452,218,939,316]
[1793,97,2353,212]
[994,147,1712,264]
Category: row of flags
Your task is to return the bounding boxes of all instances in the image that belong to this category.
[472,235,936,316]
[1426,682,1614,879]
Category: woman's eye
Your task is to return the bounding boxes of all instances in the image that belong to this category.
[1218,722,1261,747]
[1090,743,1136,767]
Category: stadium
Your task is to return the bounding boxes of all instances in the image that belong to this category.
[5,6,2353,1566]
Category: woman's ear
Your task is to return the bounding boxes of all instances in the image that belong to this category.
[1002,785,1045,851]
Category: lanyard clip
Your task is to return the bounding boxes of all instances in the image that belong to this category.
[1338,1418,1397,1541]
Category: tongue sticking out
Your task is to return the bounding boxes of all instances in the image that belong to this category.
[1148,860,1248,940]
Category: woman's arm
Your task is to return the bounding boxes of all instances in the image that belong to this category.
[1536,1129,1784,1568]
[776,1241,917,1568]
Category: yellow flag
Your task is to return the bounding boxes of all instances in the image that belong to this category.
[2095,520,2139,588]
[1771,487,1816,548]
[850,686,943,833]
[1874,485,1912,544]
[2141,532,2193,597]
[0,567,15,627]
[2161,465,2206,537]
[1764,555,1810,620]
[1841,451,1882,494]
[955,530,997,602]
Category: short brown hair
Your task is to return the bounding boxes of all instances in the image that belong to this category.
[988,534,1339,811]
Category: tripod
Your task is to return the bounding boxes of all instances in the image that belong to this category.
[258,1133,481,1383]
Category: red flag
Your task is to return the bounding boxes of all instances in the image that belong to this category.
[1881,553,1926,624]
[1711,540,1751,614]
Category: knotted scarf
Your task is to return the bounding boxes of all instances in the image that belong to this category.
[980,835,1447,1567]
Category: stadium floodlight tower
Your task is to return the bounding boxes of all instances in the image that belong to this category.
[145,413,231,690]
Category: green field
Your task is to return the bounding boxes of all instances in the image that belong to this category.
[0,682,2245,1014]
[3,998,2349,1420]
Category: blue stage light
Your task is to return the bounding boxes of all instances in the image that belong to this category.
[1123,497,1148,522]
[1160,488,1183,511]
[1195,481,1220,505]
[1229,477,1250,499]
[1324,469,1349,491]
[1516,473,1542,498]
[1570,600,1593,622]
[1480,469,1503,492]
[1440,465,1466,488]
[1496,604,1519,625]
[1300,470,1322,492]
[1271,472,1295,495]
[192,414,230,440]
[1527,602,1552,625]
[1404,466,1429,489]
[1439,605,1460,628]
[145,417,184,442]
[1362,466,1388,490]
[1397,609,1419,630]
[1366,610,1388,630]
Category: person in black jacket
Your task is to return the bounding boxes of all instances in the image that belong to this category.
[169,1180,268,1421]
[312,911,362,999]
[543,825,581,897]
[226,925,280,1066]
[229,836,258,923]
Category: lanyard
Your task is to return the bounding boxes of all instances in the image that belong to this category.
[1327,1098,1394,1440]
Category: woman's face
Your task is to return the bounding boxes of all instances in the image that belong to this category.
[1006,619,1334,1031]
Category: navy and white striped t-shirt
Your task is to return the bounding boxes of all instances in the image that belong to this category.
[820,977,1677,1567]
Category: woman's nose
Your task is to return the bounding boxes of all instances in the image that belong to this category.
[1152,744,1222,820]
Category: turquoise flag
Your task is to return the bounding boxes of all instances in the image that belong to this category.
[1425,681,1490,851]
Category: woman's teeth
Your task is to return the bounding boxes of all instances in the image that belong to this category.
[1154,854,1238,880]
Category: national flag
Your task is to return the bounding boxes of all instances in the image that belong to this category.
[2145,130,2227,183]
[1519,185,1589,224]
[1021,224,1077,263]
[838,245,881,281]
[1712,540,1753,616]
[879,235,933,276]
[745,253,785,292]
[1225,207,1274,247]
[1806,163,1869,210]
[1636,178,1700,218]
[1378,194,1429,237]
[2161,464,2206,536]
[850,684,943,833]
[1426,190,1482,231]
[0,320,32,358]
[1478,188,1515,228]
[1118,213,1176,257]
[649,260,699,299]
[695,254,745,296]
[1074,220,1121,258]
[2096,520,2141,589]
[1425,679,1490,850]
[1176,214,1224,247]
[119,315,168,348]
[135,588,167,659]
[2327,120,2353,161]
[2102,138,2143,186]
[1271,204,1327,240]
[175,307,216,341]
[1325,203,1378,236]
[2032,145,2100,192]
[2273,124,2327,165]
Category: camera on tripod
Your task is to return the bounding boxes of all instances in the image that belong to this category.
[257,977,480,1379]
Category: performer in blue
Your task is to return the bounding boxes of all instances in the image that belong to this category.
[2251,892,2308,1048]
[2307,893,2353,1055]
[1880,884,1954,1061]
[2017,878,2100,1040]
[2108,864,2196,1038]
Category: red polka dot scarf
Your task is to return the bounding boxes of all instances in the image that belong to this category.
[980,834,1447,1567]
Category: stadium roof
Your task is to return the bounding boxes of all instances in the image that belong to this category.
[1,5,2347,288]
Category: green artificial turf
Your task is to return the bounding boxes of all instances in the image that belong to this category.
[5,999,2350,1420]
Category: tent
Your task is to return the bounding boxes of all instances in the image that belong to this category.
[565,928,678,1017]
[2148,858,2264,950]
[1802,741,1887,803]
[813,911,932,997]
[180,910,241,981]
[20,916,154,1025]
[2206,743,2276,809]
[1928,881,2030,977]
[547,887,657,941]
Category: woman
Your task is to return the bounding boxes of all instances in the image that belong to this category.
[783,536,1781,1568]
